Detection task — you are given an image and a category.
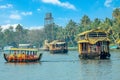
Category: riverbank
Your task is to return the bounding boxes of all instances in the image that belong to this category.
[68,47,77,51]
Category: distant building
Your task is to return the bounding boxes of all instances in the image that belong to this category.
[19,44,33,48]
[44,12,54,41]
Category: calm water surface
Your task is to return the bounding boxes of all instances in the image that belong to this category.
[0,50,120,80]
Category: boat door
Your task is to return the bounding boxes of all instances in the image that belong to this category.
[100,41,109,53]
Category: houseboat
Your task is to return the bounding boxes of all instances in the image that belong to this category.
[49,40,68,53]
[116,39,120,49]
[3,48,42,63]
[77,29,111,59]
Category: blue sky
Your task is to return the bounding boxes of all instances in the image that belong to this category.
[0,0,120,28]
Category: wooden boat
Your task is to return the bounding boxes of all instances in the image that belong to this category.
[49,40,68,53]
[110,45,118,49]
[77,29,111,59]
[3,48,42,63]
[116,39,120,49]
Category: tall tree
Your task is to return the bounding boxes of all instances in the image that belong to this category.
[80,15,91,30]
[112,8,120,19]
[91,18,101,29]
[15,24,24,44]
[27,29,44,47]
[65,19,77,46]
[112,8,120,42]
[0,26,4,47]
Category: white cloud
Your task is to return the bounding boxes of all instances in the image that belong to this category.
[26,26,44,30]
[41,0,76,10]
[21,12,32,16]
[104,0,112,7]
[9,14,21,20]
[37,8,41,11]
[0,4,13,9]
[1,24,18,31]
[1,24,44,31]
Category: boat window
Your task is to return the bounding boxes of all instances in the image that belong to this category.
[89,32,107,37]
[63,43,66,47]
[52,44,55,48]
[56,44,58,47]
[80,35,85,39]
[34,51,37,55]
[33,51,35,55]
[56,44,61,47]
[27,51,29,55]
[90,45,97,52]
[30,51,33,54]
[61,44,65,47]
[88,32,97,37]
[82,43,87,51]
[98,32,106,37]
[100,41,109,52]
[15,50,17,54]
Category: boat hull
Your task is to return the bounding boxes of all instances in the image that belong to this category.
[79,52,110,59]
[50,49,68,54]
[3,53,42,63]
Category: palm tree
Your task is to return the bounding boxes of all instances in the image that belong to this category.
[80,15,91,30]
[65,19,77,46]
[112,8,120,18]
[112,8,120,42]
[81,15,91,26]
[16,24,23,32]
[91,18,101,29]
[15,24,24,44]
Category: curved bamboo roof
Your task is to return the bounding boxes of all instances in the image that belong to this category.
[78,38,110,44]
[77,29,107,36]
[49,40,66,44]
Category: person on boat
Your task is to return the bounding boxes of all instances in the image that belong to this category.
[13,52,17,61]
[17,53,22,61]
[21,53,26,60]
[8,54,14,61]
[33,52,38,59]
[26,52,29,59]
[30,53,34,59]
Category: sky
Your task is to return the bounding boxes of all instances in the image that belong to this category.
[0,0,120,29]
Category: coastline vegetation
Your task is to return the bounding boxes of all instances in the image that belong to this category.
[0,8,120,48]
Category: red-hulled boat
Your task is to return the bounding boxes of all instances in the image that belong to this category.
[3,48,42,63]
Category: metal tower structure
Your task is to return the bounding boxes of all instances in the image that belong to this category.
[44,13,54,41]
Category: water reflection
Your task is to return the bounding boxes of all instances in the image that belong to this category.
[41,60,79,62]
[79,59,112,80]
[4,62,41,66]
[0,51,120,80]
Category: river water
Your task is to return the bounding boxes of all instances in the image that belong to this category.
[0,50,120,80]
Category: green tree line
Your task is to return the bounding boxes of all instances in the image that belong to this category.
[0,8,120,48]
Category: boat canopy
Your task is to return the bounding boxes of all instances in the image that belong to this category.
[10,48,38,51]
[78,38,110,44]
[49,40,66,45]
[88,38,110,44]
[77,29,107,37]
[78,40,89,43]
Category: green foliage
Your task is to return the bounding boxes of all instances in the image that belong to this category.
[0,8,120,47]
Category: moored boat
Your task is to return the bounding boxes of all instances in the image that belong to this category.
[49,40,68,53]
[3,48,42,63]
[77,29,111,59]
[116,39,120,49]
